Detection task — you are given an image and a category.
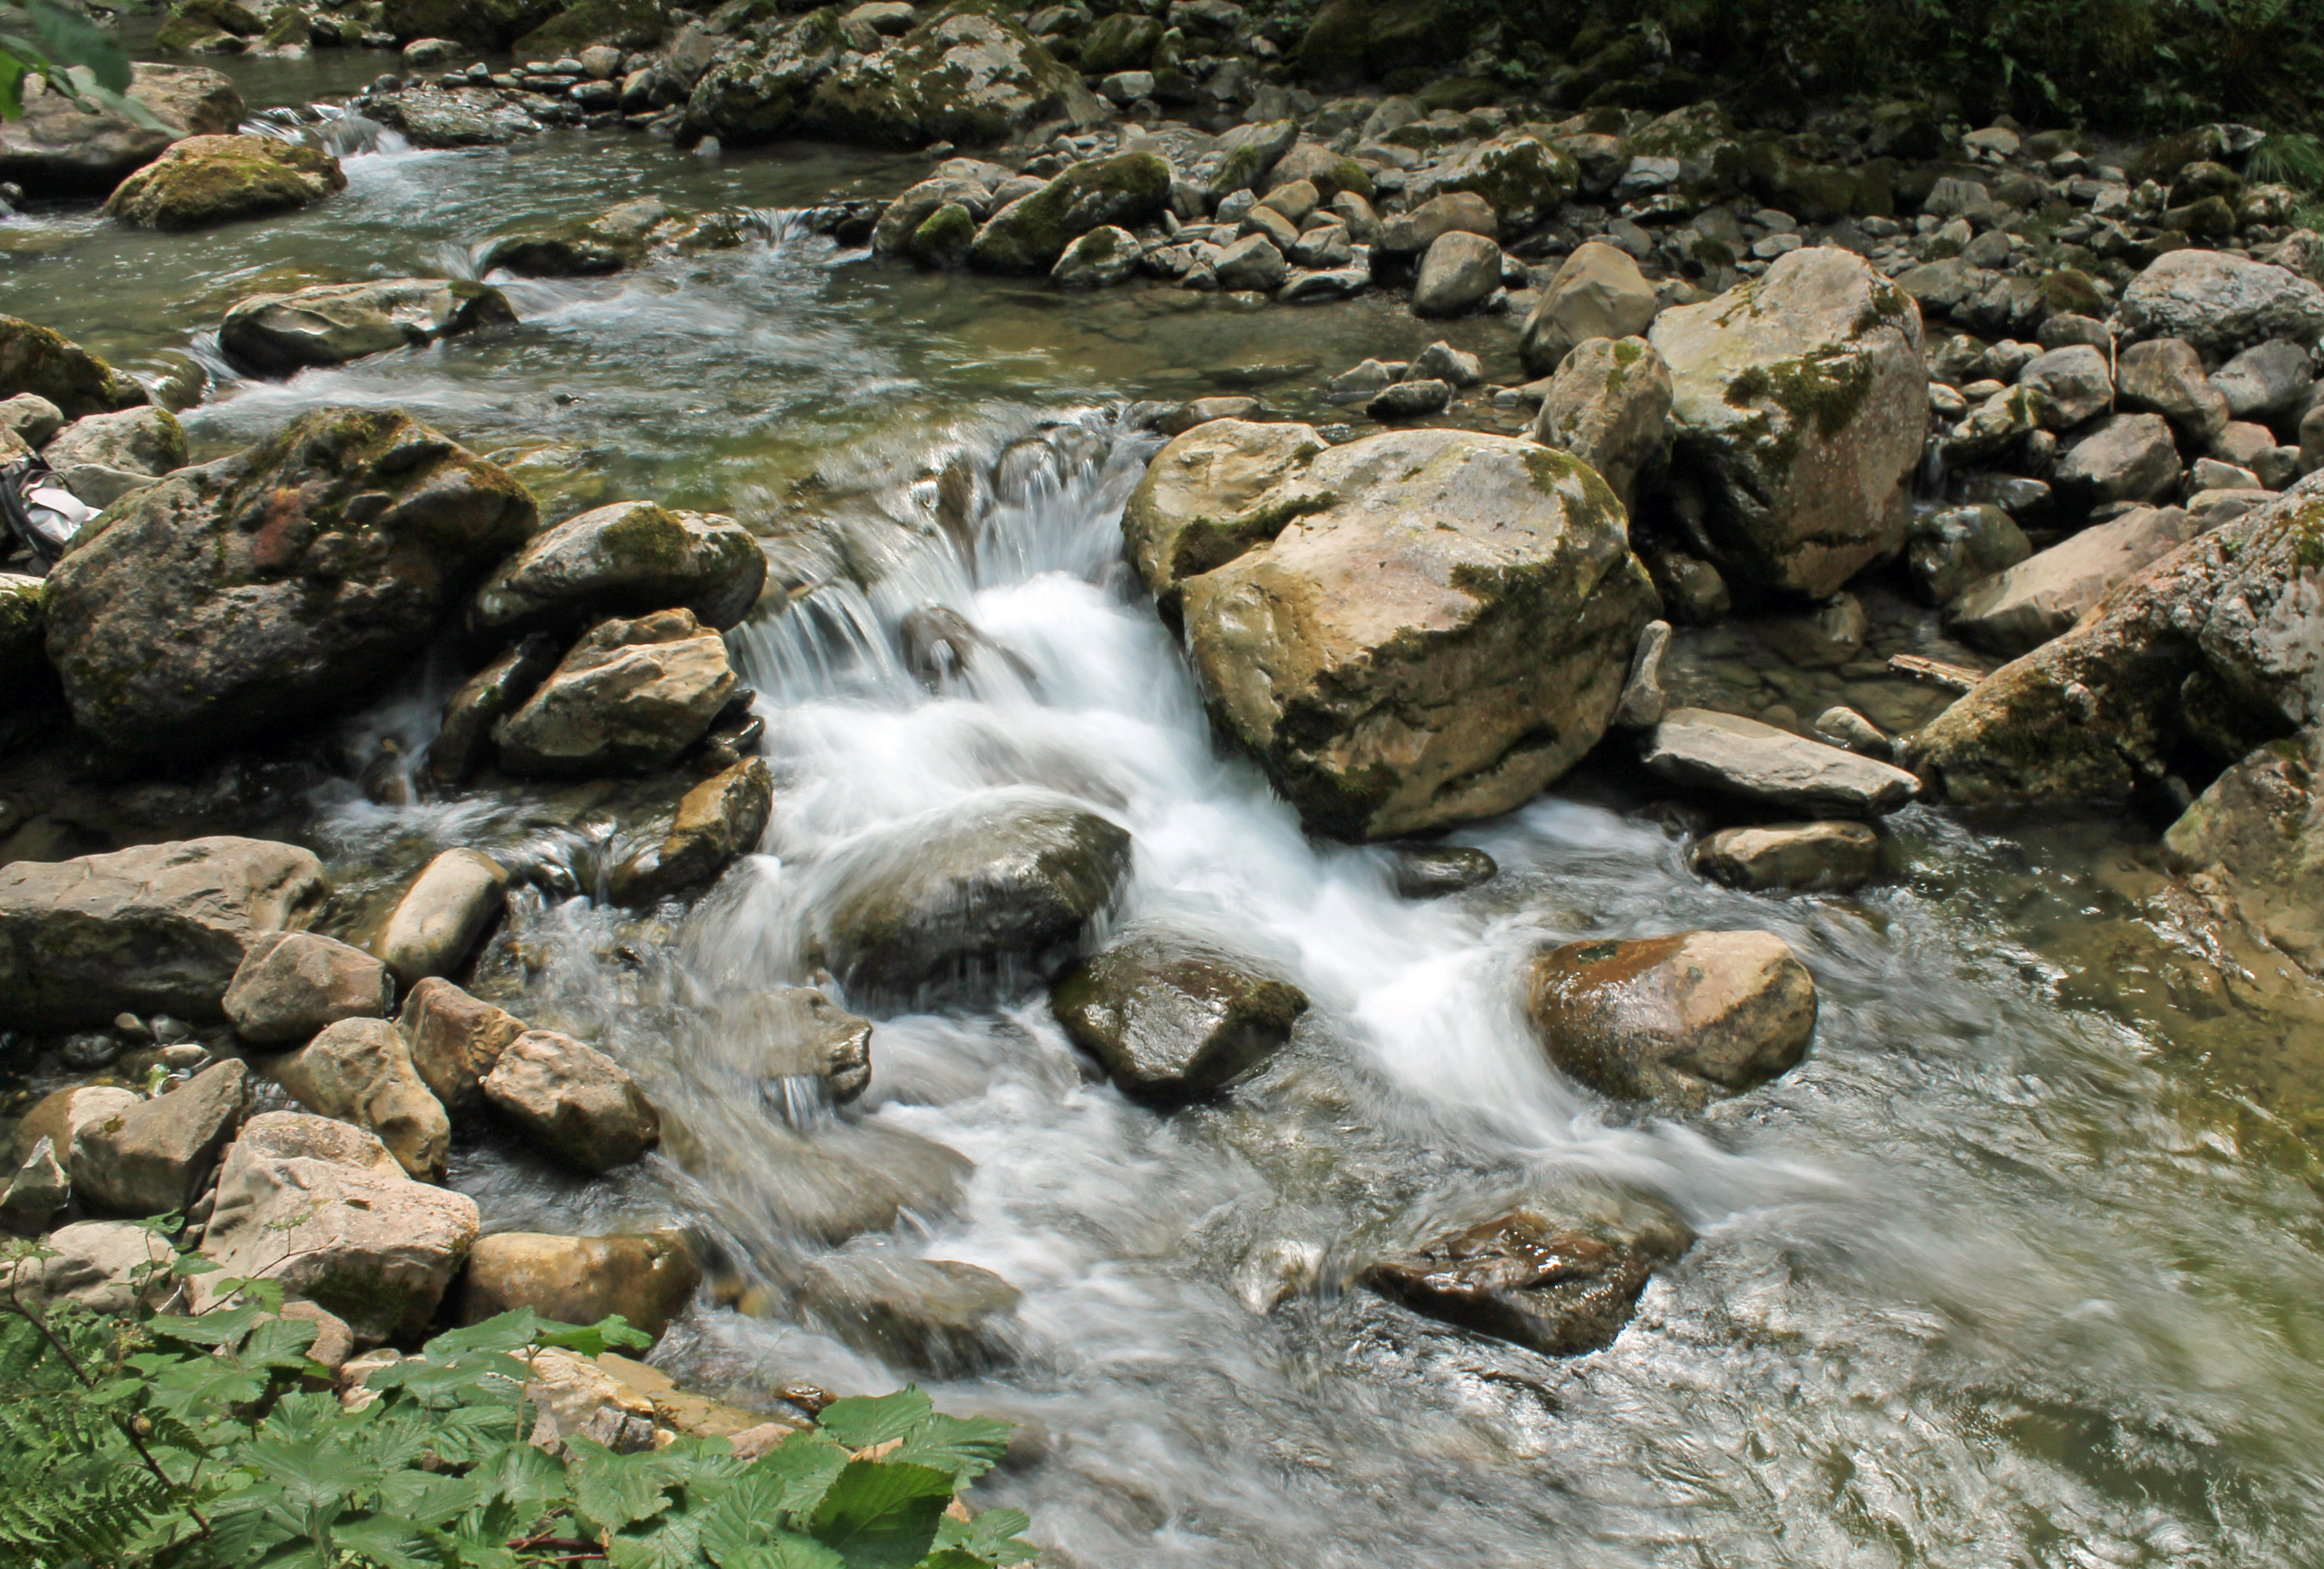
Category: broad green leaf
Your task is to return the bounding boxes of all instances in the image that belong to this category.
[331,1511,446,1569]
[886,1414,1011,1484]
[171,1251,223,1276]
[150,1301,267,1348]
[710,1533,846,1569]
[463,1436,570,1513]
[241,1313,324,1370]
[536,1313,655,1356]
[933,1508,1038,1566]
[144,1356,269,1422]
[566,1439,682,1531]
[242,1432,374,1515]
[805,1461,955,1569]
[25,3,128,92]
[814,1390,933,1452]
[419,1308,556,1358]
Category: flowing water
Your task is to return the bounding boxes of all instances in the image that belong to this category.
[8,45,2324,1569]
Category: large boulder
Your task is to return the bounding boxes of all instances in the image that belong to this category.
[1947,504,2197,655]
[224,931,395,1045]
[607,756,773,904]
[681,8,849,144]
[810,787,1132,993]
[2117,337,2230,443]
[1178,429,1657,840]
[481,1029,661,1172]
[381,0,557,48]
[71,1060,248,1217]
[1403,133,1577,230]
[1649,247,1929,598]
[398,975,526,1112]
[2162,738,2324,972]
[0,837,328,1029]
[102,134,346,230]
[1410,230,1503,318]
[793,2,1104,148]
[0,63,243,197]
[1050,935,1307,1100]
[1692,821,1880,893]
[459,1230,701,1341]
[195,1111,480,1339]
[2054,413,2184,508]
[218,280,517,376]
[477,197,671,278]
[1525,930,1818,1110]
[1361,1206,1692,1358]
[468,500,766,637]
[1641,708,1921,815]
[965,151,1170,274]
[9,1220,175,1315]
[271,1016,452,1180]
[1521,241,1659,376]
[1531,336,1673,517]
[1912,477,2324,804]
[492,608,739,776]
[2117,249,2324,356]
[42,408,536,760]
[0,317,144,420]
[375,848,509,988]
[1121,417,1330,621]
[42,406,186,476]
[510,0,670,57]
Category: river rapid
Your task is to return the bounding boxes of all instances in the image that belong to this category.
[6,44,2324,1569]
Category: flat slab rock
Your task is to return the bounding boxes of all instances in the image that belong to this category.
[1642,708,1921,816]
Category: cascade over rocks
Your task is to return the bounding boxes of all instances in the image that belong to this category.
[0,63,243,197]
[720,985,875,1104]
[798,1252,1021,1376]
[41,408,537,761]
[1050,935,1309,1099]
[1650,247,1929,599]
[609,756,774,904]
[1171,427,1656,841]
[0,837,328,1029]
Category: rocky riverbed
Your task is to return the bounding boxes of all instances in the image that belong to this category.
[5,4,2324,1564]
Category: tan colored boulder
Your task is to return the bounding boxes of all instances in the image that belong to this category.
[1692,821,1879,893]
[1531,336,1673,516]
[608,756,773,903]
[0,63,244,198]
[1642,708,1921,816]
[374,848,509,988]
[466,499,768,638]
[15,1084,140,1167]
[8,1220,176,1315]
[224,931,395,1045]
[270,1017,451,1180]
[70,1059,248,1217]
[1947,505,2197,655]
[1181,428,1657,840]
[1521,241,1659,375]
[460,1230,702,1340]
[523,1346,661,1454]
[482,1029,660,1172]
[2117,337,2229,442]
[399,975,526,1113]
[1525,930,1818,1109]
[1121,418,1329,620]
[493,608,739,776]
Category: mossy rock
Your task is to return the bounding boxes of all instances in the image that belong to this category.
[0,317,143,420]
[379,0,558,48]
[0,574,48,693]
[1078,10,1158,72]
[155,14,246,52]
[1414,75,1497,112]
[260,6,312,46]
[966,150,1168,273]
[510,0,669,58]
[908,201,977,265]
[103,134,346,231]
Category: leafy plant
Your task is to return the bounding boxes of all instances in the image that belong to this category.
[0,0,163,127]
[2249,132,2324,193]
[0,1233,1037,1569]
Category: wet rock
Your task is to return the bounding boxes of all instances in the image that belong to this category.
[461,1229,701,1341]
[2016,345,2113,429]
[42,406,186,476]
[493,608,739,776]
[1642,708,1921,816]
[1388,844,1497,898]
[610,756,773,903]
[1526,929,1818,1109]
[271,1017,450,1180]
[427,633,564,786]
[1758,592,1868,669]
[1693,821,1879,893]
[2054,413,2184,508]
[362,85,544,147]
[812,787,1131,992]
[2162,738,2323,971]
[72,1059,248,1217]
[2211,339,2314,420]
[195,1110,480,1339]
[2118,249,2324,357]
[1213,233,1287,292]
[1205,117,1297,200]
[1651,247,1928,598]
[480,196,671,276]
[1912,478,2324,804]
[871,176,992,255]
[1404,132,1576,230]
[399,975,527,1113]
[1182,428,1656,840]
[0,317,144,420]
[1531,335,1672,516]
[11,1220,174,1315]
[2116,337,2229,443]
[1411,230,1502,318]
[967,151,1169,274]
[1051,225,1140,289]
[1643,547,1730,625]
[1366,378,1452,420]
[1812,705,1891,758]
[375,848,509,988]
[1153,395,1261,438]
[469,499,765,638]
[1050,935,1307,1099]
[1361,1207,1691,1358]
[482,1028,660,1171]
[727,985,873,1104]
[0,1136,70,1232]
[224,931,395,1045]
[1948,504,2197,656]
[792,2,1102,148]
[218,279,517,375]
[102,133,345,230]
[0,63,243,198]
[798,1252,1020,1376]
[1121,417,1330,618]
[1908,503,2032,605]
[43,406,534,759]
[0,837,328,1029]
[1521,241,1658,376]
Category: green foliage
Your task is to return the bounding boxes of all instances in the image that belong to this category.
[0,0,163,126]
[0,1235,1037,1569]
[2249,132,2324,192]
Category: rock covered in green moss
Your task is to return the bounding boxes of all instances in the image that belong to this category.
[967,151,1168,274]
[469,498,767,637]
[0,62,244,197]
[0,573,45,693]
[511,0,669,57]
[1078,9,1160,72]
[1177,427,1658,841]
[0,316,147,419]
[218,278,517,375]
[381,0,558,48]
[41,408,537,761]
[682,6,848,144]
[1405,132,1576,229]
[1650,245,1929,599]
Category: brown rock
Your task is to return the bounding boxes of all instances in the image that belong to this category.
[399,975,526,1113]
[460,1230,701,1340]
[482,1029,660,1171]
[270,1018,450,1181]
[223,931,395,1045]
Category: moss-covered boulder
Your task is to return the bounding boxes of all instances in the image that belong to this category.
[1079,10,1159,71]
[218,278,517,375]
[0,317,145,419]
[468,497,766,636]
[102,134,346,231]
[510,0,669,58]
[41,408,537,762]
[1912,477,2324,806]
[1177,428,1657,841]
[1649,246,1928,599]
[1293,0,1467,89]
[1404,132,1576,229]
[681,6,847,144]
[966,150,1168,274]
[0,62,244,198]
[2162,738,2324,974]
[381,0,558,48]
[795,2,1104,147]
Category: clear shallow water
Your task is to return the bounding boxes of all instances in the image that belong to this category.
[6,49,2324,1569]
